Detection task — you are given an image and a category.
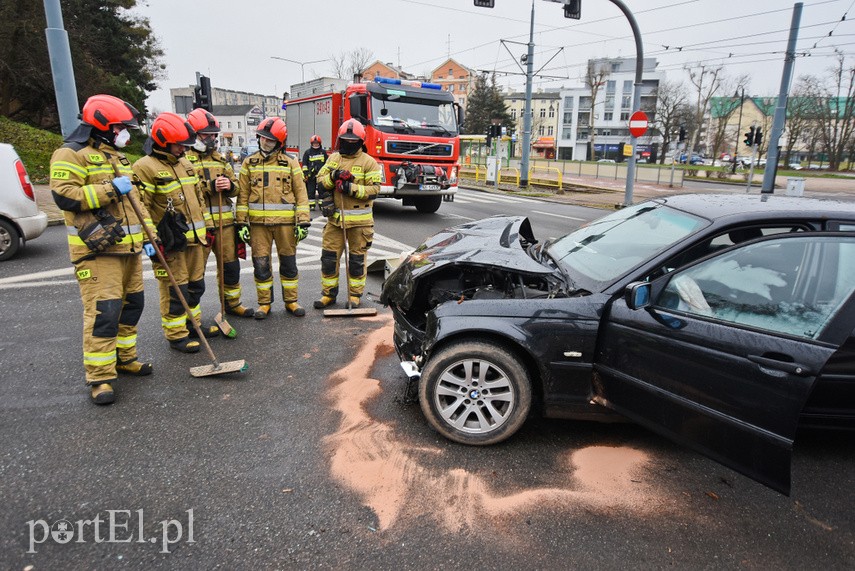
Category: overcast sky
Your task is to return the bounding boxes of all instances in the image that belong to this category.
[134,0,854,112]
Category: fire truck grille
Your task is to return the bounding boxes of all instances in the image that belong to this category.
[385,141,454,157]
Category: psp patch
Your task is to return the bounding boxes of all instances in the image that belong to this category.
[76,269,92,280]
[51,169,70,180]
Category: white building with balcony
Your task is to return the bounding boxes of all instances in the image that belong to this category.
[557,57,665,161]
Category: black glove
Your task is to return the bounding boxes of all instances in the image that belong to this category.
[205,228,216,248]
[294,222,310,242]
[335,179,351,195]
[339,169,354,182]
[320,193,336,218]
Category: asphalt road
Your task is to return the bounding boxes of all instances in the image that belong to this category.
[1,188,853,569]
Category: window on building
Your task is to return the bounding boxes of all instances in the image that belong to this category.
[620,112,629,121]
[578,130,589,140]
[547,126,554,136]
[579,96,592,110]
[578,112,589,126]
[538,126,545,136]
[564,96,574,109]
[449,84,454,92]
[606,80,616,94]
[562,126,574,139]
[449,68,453,77]
[605,95,615,113]
[548,106,555,118]
[237,121,242,129]
[604,112,613,121]
[539,108,546,118]
[511,109,517,120]
[227,122,232,128]
[623,80,633,95]
[563,111,573,125]
[621,95,632,110]
[602,129,611,136]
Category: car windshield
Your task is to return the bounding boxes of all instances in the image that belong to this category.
[547,202,709,291]
[371,94,458,136]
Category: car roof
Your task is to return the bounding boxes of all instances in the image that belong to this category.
[655,193,855,222]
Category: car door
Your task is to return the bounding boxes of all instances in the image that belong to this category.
[593,233,855,495]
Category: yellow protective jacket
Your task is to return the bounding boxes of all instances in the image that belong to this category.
[50,139,156,264]
[186,149,238,227]
[317,150,381,228]
[132,151,212,247]
[236,151,309,226]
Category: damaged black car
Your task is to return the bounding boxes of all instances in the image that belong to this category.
[380,194,855,495]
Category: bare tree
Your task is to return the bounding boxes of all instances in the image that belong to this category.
[653,80,689,164]
[685,63,724,157]
[585,59,612,160]
[782,78,815,166]
[808,52,855,171]
[330,48,375,80]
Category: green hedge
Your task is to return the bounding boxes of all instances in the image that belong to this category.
[0,117,143,184]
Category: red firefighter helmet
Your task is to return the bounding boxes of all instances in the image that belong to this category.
[81,94,140,130]
[337,119,365,142]
[310,134,322,145]
[256,117,287,144]
[186,108,220,134]
[150,112,197,147]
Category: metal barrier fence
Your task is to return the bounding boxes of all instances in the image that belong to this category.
[528,166,562,190]
[499,168,520,186]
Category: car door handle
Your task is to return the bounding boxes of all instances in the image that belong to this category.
[747,354,811,376]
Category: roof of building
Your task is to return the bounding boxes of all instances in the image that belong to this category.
[363,60,415,79]
[212,104,260,117]
[430,57,476,77]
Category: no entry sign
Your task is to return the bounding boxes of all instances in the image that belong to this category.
[629,111,649,138]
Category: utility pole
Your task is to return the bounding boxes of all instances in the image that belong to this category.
[762,2,803,193]
[731,87,745,174]
[519,0,536,188]
[43,0,80,138]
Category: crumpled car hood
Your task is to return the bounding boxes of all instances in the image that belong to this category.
[381,216,555,310]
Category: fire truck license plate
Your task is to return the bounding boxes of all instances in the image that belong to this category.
[419,184,441,191]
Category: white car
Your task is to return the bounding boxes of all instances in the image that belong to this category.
[0,143,47,260]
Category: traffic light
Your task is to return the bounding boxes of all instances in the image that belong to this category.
[744,126,756,147]
[678,125,686,142]
[564,0,581,19]
[485,127,492,148]
[194,75,212,112]
[754,128,763,147]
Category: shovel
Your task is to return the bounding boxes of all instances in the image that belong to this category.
[324,189,377,318]
[213,186,236,338]
[125,191,247,377]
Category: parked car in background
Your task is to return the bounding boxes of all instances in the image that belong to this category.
[789,163,804,170]
[596,158,616,164]
[679,153,705,165]
[0,143,47,261]
[382,194,855,495]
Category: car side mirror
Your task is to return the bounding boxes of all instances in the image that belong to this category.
[348,94,367,123]
[455,102,465,129]
[625,281,651,310]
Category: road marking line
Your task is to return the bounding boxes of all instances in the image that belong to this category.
[532,210,587,221]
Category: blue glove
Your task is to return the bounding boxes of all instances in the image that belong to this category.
[142,242,156,257]
[112,176,132,196]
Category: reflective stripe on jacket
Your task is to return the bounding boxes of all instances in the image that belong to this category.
[186,149,239,226]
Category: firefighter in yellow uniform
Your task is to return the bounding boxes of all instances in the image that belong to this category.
[50,94,157,404]
[185,108,255,318]
[133,113,216,353]
[314,119,381,309]
[236,117,311,319]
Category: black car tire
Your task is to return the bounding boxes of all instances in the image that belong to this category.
[0,218,21,261]
[419,340,532,445]
[414,195,442,214]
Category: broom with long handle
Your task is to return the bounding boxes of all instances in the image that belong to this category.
[124,186,247,377]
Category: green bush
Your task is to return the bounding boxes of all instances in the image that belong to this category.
[0,117,143,183]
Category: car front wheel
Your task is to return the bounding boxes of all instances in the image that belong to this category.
[419,340,532,445]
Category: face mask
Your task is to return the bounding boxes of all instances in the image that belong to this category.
[114,128,131,148]
[193,135,218,153]
[339,139,362,156]
[192,138,207,152]
[259,138,277,155]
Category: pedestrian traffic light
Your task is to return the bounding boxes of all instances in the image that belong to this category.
[485,127,492,148]
[754,128,763,147]
[678,125,686,142]
[194,75,212,112]
[744,126,756,147]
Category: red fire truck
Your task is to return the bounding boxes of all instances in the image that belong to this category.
[285,77,463,213]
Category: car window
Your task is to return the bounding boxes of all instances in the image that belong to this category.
[548,202,708,291]
[658,235,855,339]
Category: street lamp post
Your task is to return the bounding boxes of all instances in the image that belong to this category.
[270,56,331,84]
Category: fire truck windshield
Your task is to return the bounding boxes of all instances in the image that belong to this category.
[371,95,458,137]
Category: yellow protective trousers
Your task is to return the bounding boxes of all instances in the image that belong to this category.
[204,225,246,311]
[319,223,373,299]
[152,244,207,341]
[74,255,145,384]
[249,224,299,305]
